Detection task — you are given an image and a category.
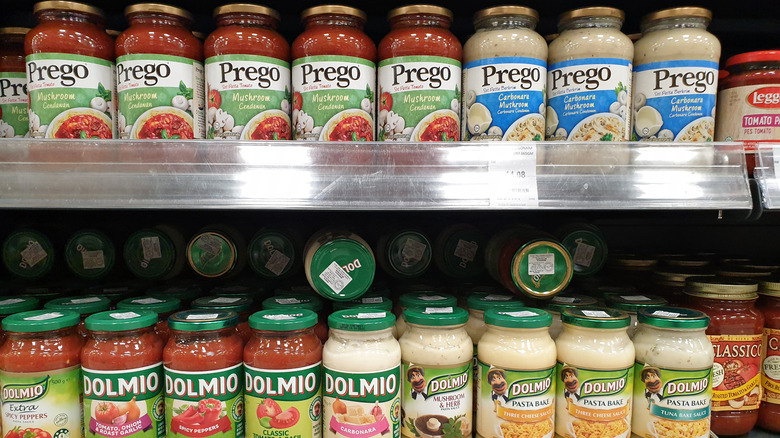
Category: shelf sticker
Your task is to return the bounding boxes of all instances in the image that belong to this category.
[488,144,539,207]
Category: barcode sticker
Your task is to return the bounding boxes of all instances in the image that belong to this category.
[554,297,577,303]
[20,241,48,268]
[24,312,63,321]
[528,254,555,275]
[401,238,427,264]
[319,261,353,294]
[621,295,652,301]
[264,314,298,320]
[186,313,219,320]
[197,235,223,256]
[652,310,681,318]
[357,312,386,319]
[132,298,164,304]
[582,310,611,318]
[210,297,242,304]
[424,307,452,314]
[418,295,445,301]
[82,250,105,270]
[482,294,512,301]
[141,236,163,260]
[573,241,596,268]
[0,298,25,305]
[361,297,384,304]
[265,250,291,276]
[501,311,538,318]
[275,298,301,305]
[71,297,102,304]
[453,240,478,262]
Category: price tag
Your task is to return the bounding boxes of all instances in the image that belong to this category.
[488,144,539,207]
[82,250,105,270]
[454,240,478,262]
[141,236,162,260]
[573,241,596,267]
[401,238,427,264]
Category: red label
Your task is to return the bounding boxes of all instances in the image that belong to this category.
[748,87,780,108]
[762,328,780,405]
[709,334,762,412]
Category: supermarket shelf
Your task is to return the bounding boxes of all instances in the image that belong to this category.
[755,144,780,209]
[0,139,751,210]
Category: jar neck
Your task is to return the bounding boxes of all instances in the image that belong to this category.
[330,327,394,341]
[89,326,155,341]
[643,17,708,34]
[728,62,780,75]
[128,13,192,30]
[304,14,364,31]
[475,15,536,31]
[216,13,278,30]
[390,14,451,30]
[0,34,25,48]
[8,326,78,340]
[560,16,622,32]
[690,295,757,310]
[253,327,316,339]
[561,323,629,338]
[486,325,551,337]
[468,309,485,321]
[406,322,465,332]
[37,10,105,28]
[172,327,236,341]
[637,324,706,336]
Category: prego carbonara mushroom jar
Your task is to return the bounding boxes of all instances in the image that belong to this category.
[632,7,720,142]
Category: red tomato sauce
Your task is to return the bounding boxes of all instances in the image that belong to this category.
[292,7,375,61]
[244,310,321,369]
[163,312,243,372]
[420,115,458,141]
[26,3,114,62]
[329,115,373,141]
[81,314,162,371]
[251,116,292,140]
[758,287,780,432]
[54,113,113,139]
[204,5,288,61]
[138,113,194,139]
[116,6,201,60]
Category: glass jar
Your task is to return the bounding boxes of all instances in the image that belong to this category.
[395,291,457,338]
[376,228,433,279]
[554,222,609,278]
[145,283,202,307]
[605,254,659,290]
[116,296,182,344]
[44,295,112,338]
[651,266,713,306]
[604,293,669,337]
[303,228,375,301]
[542,293,598,339]
[191,295,254,343]
[0,27,29,138]
[1,227,56,280]
[462,6,546,142]
[262,294,329,343]
[187,225,246,279]
[465,292,524,348]
[248,227,300,279]
[757,277,780,432]
[244,309,322,438]
[631,307,714,438]
[433,224,487,280]
[82,310,164,437]
[64,229,116,280]
[123,226,185,281]
[0,296,40,342]
[685,276,764,436]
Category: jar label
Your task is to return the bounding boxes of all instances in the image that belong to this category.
[630,363,712,438]
[462,57,546,141]
[204,55,292,140]
[762,328,780,405]
[632,60,718,141]
[322,365,401,438]
[716,85,780,146]
[0,72,29,137]
[116,54,205,139]
[377,56,461,142]
[401,362,472,438]
[554,362,633,438]
[26,53,116,139]
[708,333,762,412]
[476,361,555,438]
[164,364,245,438]
[82,363,166,438]
[1,365,83,438]
[244,362,322,438]
[291,56,375,141]
[546,58,631,141]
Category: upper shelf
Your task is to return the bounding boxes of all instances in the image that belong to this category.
[0,139,751,211]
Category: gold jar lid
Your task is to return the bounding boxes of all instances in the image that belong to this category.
[125,3,194,22]
[661,255,711,268]
[759,276,780,297]
[301,5,366,21]
[608,254,658,269]
[0,27,31,35]
[389,4,453,20]
[474,6,538,23]
[715,264,773,278]
[685,276,759,300]
[652,267,713,285]
[558,7,625,28]
[34,1,104,17]
[214,3,280,21]
[642,7,712,28]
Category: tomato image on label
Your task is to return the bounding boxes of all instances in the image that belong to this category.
[4,428,52,438]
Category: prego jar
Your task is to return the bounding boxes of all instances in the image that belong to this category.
[303,228,375,301]
[116,296,182,344]
[543,293,598,339]
[0,27,29,138]
[757,277,780,431]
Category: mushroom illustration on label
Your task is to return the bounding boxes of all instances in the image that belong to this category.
[635,106,663,138]
[545,107,559,138]
[467,103,492,135]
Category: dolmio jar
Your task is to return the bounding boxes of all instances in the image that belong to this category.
[0,27,29,138]
[292,5,375,141]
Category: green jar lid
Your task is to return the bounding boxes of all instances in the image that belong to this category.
[192,295,253,313]
[466,292,524,311]
[123,229,177,280]
[559,228,608,277]
[210,284,265,301]
[2,309,81,332]
[484,307,552,329]
[561,307,630,329]
[2,229,55,279]
[381,230,432,278]
[332,295,393,312]
[146,284,203,304]
[403,306,468,326]
[64,230,115,279]
[169,309,238,332]
[511,240,573,298]
[262,295,324,312]
[545,294,599,314]
[307,238,375,301]
[85,310,158,331]
[399,292,457,309]
[328,309,396,331]
[0,296,40,316]
[248,230,297,279]
[605,294,668,313]
[117,296,181,314]
[44,295,111,316]
[436,226,486,278]
[83,285,138,304]
[249,309,318,331]
[187,231,238,278]
[638,307,710,329]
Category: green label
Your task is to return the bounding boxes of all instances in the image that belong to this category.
[476,361,555,438]
[116,54,205,139]
[164,364,244,438]
[323,365,401,438]
[555,362,633,438]
[244,363,322,438]
[205,55,291,140]
[1,366,83,438]
[377,56,461,142]
[291,56,375,141]
[83,363,165,438]
[631,362,712,438]
[26,53,116,139]
[401,362,471,438]
[0,72,29,137]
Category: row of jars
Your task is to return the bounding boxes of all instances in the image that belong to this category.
[0,1,721,144]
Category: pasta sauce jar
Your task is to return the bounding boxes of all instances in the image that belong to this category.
[44,295,112,338]
[116,3,204,139]
[378,5,461,142]
[191,295,254,343]
[81,310,165,438]
[0,27,29,138]
[261,294,329,343]
[757,277,780,431]
[205,4,291,140]
[303,228,375,302]
[116,296,182,344]
[292,5,375,141]
[26,1,116,139]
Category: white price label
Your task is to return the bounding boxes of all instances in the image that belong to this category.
[488,144,539,207]
[24,312,63,321]
[651,310,681,318]
[319,261,353,294]
[82,250,105,270]
[553,297,577,303]
[453,240,478,262]
[501,311,539,318]
[275,298,301,305]
[620,295,652,301]
[186,313,219,320]
[357,312,386,319]
[582,310,611,318]
[423,307,452,314]
[401,238,427,264]
[361,297,384,304]
[210,297,242,304]
[528,253,555,275]
[197,235,223,256]
[70,297,102,304]
[110,312,140,319]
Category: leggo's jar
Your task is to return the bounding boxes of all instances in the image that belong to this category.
[323,310,401,438]
[82,310,165,438]
[205,4,291,140]
[244,310,323,438]
[554,308,634,438]
[395,291,457,338]
[542,293,598,339]
[604,293,669,338]
[45,295,112,338]
[292,5,376,141]
[26,1,116,139]
[303,228,375,302]
[376,228,433,279]
[116,296,182,344]
[433,224,487,280]
[758,277,780,431]
[123,226,186,281]
[684,276,764,436]
[64,229,116,280]
[378,5,461,142]
[164,310,245,438]
[0,310,84,438]
[1,227,55,280]
[476,308,556,438]
[248,228,300,280]
[191,295,255,343]
[261,294,329,343]
[462,6,546,142]
[0,27,29,138]
[187,226,246,279]
[633,7,720,142]
[116,3,204,139]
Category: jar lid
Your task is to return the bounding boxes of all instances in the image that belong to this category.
[608,254,658,269]
[403,306,468,326]
[214,3,280,20]
[559,228,608,277]
[332,295,393,312]
[0,297,40,316]
[34,1,104,17]
[328,309,396,331]
[187,231,237,278]
[3,310,80,332]
[169,309,238,332]
[605,294,668,313]
[638,307,709,329]
[146,284,202,303]
[652,267,713,285]
[715,265,773,278]
[661,255,712,268]
[544,294,599,314]
[65,230,115,280]
[511,240,573,298]
[45,295,111,315]
[641,7,712,28]
[0,27,31,35]
[85,310,158,332]
[466,292,524,311]
[727,51,780,67]
[125,3,193,21]
[474,6,539,23]
[685,276,759,300]
[759,276,780,297]
[210,284,260,298]
[388,5,453,20]
[561,307,630,329]
[559,7,624,28]
[123,229,176,280]
[248,230,296,279]
[2,229,55,279]
[117,296,181,314]
[301,5,366,22]
[399,292,457,309]
[382,230,432,278]
[484,307,552,329]
[262,294,324,312]
[308,238,375,301]
[191,295,253,313]
[249,309,318,331]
